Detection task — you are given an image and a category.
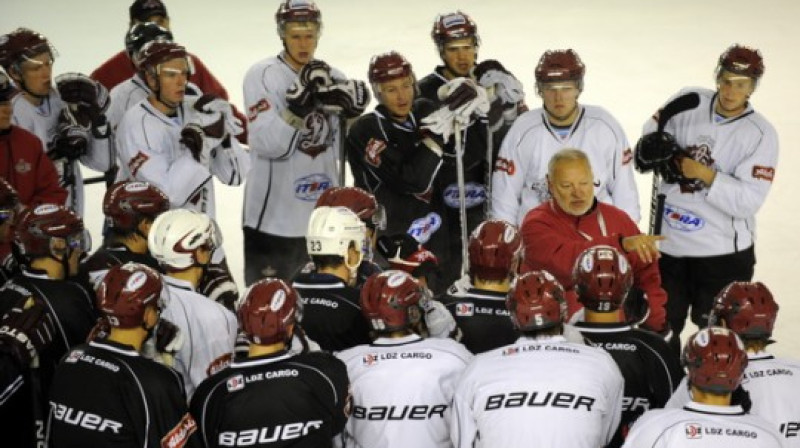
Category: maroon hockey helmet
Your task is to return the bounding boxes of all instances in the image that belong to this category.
[360,270,424,332]
[125,21,173,62]
[717,44,764,80]
[97,262,163,328]
[238,278,302,345]
[136,40,192,76]
[709,281,778,340]
[572,245,633,312]
[468,219,521,282]
[535,49,585,90]
[506,270,566,332]
[13,204,89,260]
[275,0,322,37]
[0,177,19,211]
[368,52,414,84]
[103,181,170,232]
[129,0,169,23]
[431,11,480,50]
[682,327,748,394]
[0,28,56,74]
[316,186,385,231]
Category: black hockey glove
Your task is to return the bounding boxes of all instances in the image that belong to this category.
[0,296,55,367]
[299,60,334,88]
[285,60,332,119]
[316,79,371,118]
[441,78,479,111]
[198,262,239,312]
[155,318,182,355]
[179,123,211,165]
[48,109,89,161]
[634,132,682,173]
[192,94,242,138]
[55,72,110,131]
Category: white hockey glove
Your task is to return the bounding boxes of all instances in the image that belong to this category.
[54,72,110,138]
[316,79,371,118]
[473,60,525,106]
[192,94,243,137]
[420,296,459,340]
[446,274,473,297]
[422,78,490,143]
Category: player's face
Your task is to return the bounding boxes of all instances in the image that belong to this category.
[715,71,755,117]
[540,81,580,125]
[0,101,11,130]
[154,58,189,106]
[548,158,595,216]
[283,23,319,70]
[441,39,476,78]
[17,52,53,98]
[379,76,415,120]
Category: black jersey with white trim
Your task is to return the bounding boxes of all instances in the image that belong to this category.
[440,287,516,354]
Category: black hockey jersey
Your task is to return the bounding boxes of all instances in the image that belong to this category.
[574,322,684,448]
[292,272,371,352]
[47,339,201,448]
[440,287,516,354]
[78,243,162,288]
[0,271,96,448]
[190,350,349,448]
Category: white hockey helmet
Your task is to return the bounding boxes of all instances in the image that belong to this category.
[147,209,220,270]
[306,206,366,268]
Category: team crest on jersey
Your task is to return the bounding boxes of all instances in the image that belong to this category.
[443,183,486,209]
[622,147,633,165]
[294,173,332,201]
[663,204,705,232]
[408,212,441,244]
[752,165,775,182]
[364,138,387,168]
[14,159,31,174]
[65,349,83,364]
[206,353,233,377]
[455,302,474,317]
[494,157,515,175]
[685,423,702,439]
[226,374,245,392]
[501,346,519,357]
[128,151,150,177]
[247,98,270,122]
[362,353,379,367]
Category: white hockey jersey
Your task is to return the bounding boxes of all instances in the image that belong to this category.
[490,104,640,225]
[160,276,237,398]
[336,334,473,448]
[642,88,778,257]
[451,335,624,448]
[623,402,785,448]
[242,54,344,237]
[115,97,250,219]
[666,351,800,446]
[11,90,112,215]
[107,74,203,132]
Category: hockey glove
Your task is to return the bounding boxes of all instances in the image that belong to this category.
[438,78,490,119]
[473,59,525,106]
[0,296,55,367]
[420,108,457,144]
[299,60,334,88]
[55,72,110,135]
[155,318,183,355]
[192,94,243,137]
[286,60,333,119]
[420,296,460,340]
[316,79,371,118]
[198,262,239,312]
[179,123,213,166]
[634,132,682,172]
[48,109,90,161]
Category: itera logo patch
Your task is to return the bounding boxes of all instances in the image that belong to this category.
[294,173,332,201]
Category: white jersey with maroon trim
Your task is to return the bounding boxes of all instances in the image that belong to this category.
[115,97,249,219]
[666,351,800,445]
[452,334,623,448]
[490,104,639,226]
[623,401,784,448]
[242,54,345,237]
[642,88,778,257]
[161,276,237,398]
[336,334,472,448]
[11,89,112,215]
[107,74,203,132]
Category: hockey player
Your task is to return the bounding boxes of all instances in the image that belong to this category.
[347,50,488,294]
[491,49,640,226]
[0,66,66,209]
[147,209,237,397]
[451,270,624,448]
[0,28,112,215]
[572,245,683,448]
[375,232,440,288]
[665,281,800,445]
[0,204,95,447]
[336,270,472,448]
[636,45,778,354]
[440,219,521,353]
[48,262,201,447]
[418,11,526,139]
[190,278,350,448]
[623,327,784,448]
[79,180,169,287]
[292,206,372,352]
[315,186,384,286]
[115,40,249,219]
[242,0,369,284]
[520,148,668,334]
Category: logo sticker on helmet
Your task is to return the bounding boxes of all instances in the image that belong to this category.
[125,271,148,292]
[386,272,407,288]
[270,290,287,311]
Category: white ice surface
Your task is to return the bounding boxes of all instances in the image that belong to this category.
[5,0,799,355]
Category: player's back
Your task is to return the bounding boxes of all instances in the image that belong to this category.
[441,287,516,354]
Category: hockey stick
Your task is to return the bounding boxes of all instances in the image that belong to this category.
[648,92,700,235]
[338,114,347,186]
[484,119,493,216]
[454,121,470,278]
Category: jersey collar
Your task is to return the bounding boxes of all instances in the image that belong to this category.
[683,401,745,416]
[372,333,423,346]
